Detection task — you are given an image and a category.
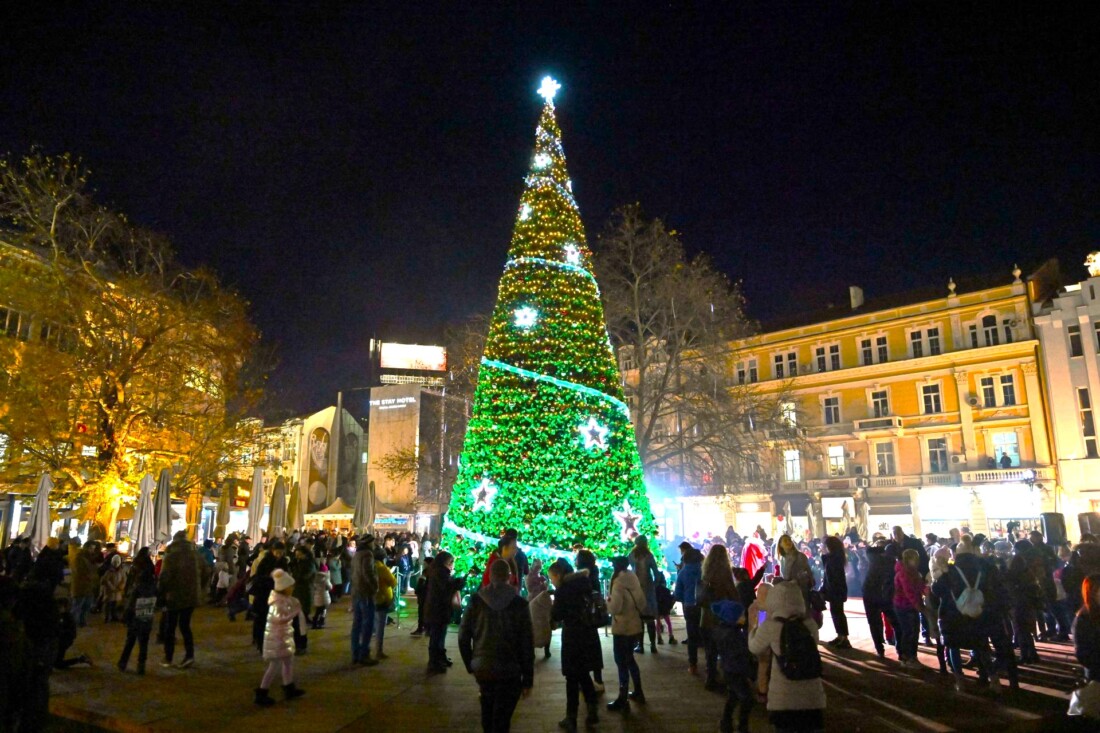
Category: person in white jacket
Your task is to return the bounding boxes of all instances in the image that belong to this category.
[747,580,826,732]
[606,556,647,712]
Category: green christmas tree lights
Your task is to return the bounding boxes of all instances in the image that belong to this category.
[443,77,656,570]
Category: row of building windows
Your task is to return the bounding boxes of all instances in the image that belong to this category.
[1065,322,1100,358]
[0,305,77,351]
[816,376,1016,426]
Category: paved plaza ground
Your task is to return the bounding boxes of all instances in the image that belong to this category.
[48,596,1083,732]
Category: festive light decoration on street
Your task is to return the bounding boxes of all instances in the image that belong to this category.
[441,76,655,574]
[579,416,609,451]
[513,306,538,329]
[471,475,497,512]
[537,76,561,102]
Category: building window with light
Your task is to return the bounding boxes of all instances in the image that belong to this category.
[928,437,948,473]
[875,442,896,476]
[1079,388,1098,459]
[783,449,801,483]
[921,383,943,414]
[823,396,840,425]
[737,361,746,385]
[828,445,846,476]
[871,389,889,418]
[991,431,1020,467]
[1070,325,1083,357]
[781,401,797,427]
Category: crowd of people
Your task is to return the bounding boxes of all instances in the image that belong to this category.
[2,519,1100,731]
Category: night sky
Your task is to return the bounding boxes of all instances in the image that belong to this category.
[2,4,1096,414]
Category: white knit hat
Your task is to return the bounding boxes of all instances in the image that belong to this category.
[272,569,294,592]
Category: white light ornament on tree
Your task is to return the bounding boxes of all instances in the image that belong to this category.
[563,243,581,266]
[519,203,532,221]
[471,475,498,512]
[579,416,609,451]
[613,498,642,542]
[537,76,561,102]
[533,153,551,170]
[514,306,538,329]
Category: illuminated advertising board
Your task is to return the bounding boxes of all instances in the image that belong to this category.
[379,342,447,372]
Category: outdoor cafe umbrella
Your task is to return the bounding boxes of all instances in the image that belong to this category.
[285,481,303,535]
[841,499,854,533]
[353,479,375,533]
[266,476,288,539]
[856,500,870,540]
[20,473,54,554]
[782,500,795,538]
[130,473,156,552]
[213,479,231,540]
[246,466,265,541]
[152,467,174,545]
[806,502,818,540]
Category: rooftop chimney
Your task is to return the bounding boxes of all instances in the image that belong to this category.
[849,285,864,310]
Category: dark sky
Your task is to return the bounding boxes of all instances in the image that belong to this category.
[2,4,1096,414]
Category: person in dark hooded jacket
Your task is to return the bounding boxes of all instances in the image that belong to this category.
[861,540,898,657]
[548,558,601,732]
[424,551,466,674]
[459,559,534,733]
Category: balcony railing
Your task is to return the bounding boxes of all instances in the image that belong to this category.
[960,467,1055,484]
[808,473,962,492]
[853,416,903,431]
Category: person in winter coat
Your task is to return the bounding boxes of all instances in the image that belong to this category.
[158,531,203,668]
[69,541,99,627]
[654,570,677,645]
[630,537,659,654]
[606,556,647,713]
[574,550,606,692]
[674,544,704,675]
[254,569,307,706]
[893,548,927,667]
[117,548,156,675]
[548,558,602,732]
[932,550,1001,691]
[698,544,738,691]
[861,540,899,657]
[526,558,548,599]
[310,562,332,629]
[711,599,754,733]
[529,581,554,660]
[776,535,813,609]
[748,580,826,733]
[424,551,466,674]
[289,546,315,654]
[820,536,850,649]
[458,559,534,733]
[249,541,288,652]
[481,535,521,589]
[1073,573,1100,681]
[350,536,379,666]
[372,546,398,660]
[100,554,127,623]
[411,556,432,636]
[1006,546,1044,664]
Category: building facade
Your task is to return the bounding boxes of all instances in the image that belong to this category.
[1033,253,1100,534]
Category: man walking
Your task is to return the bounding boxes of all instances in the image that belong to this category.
[459,559,534,733]
[350,535,379,666]
[158,531,203,668]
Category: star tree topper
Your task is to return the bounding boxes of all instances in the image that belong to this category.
[613,499,642,542]
[579,416,609,451]
[471,475,498,512]
[537,76,561,102]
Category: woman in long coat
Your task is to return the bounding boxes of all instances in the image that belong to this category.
[630,536,659,653]
[548,558,602,733]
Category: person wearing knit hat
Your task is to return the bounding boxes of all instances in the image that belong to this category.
[255,569,307,706]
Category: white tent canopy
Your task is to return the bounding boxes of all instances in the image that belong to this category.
[307,497,355,517]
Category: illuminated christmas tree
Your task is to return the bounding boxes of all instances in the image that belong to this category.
[443,77,655,568]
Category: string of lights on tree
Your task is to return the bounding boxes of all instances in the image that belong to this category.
[442,76,656,573]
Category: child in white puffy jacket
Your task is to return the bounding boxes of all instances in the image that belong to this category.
[310,563,333,629]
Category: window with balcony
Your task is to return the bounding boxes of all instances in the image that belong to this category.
[870,390,889,418]
[783,449,801,482]
[876,336,889,363]
[981,315,1000,346]
[909,331,924,358]
[860,338,874,365]
[1079,388,1098,459]
[1070,325,1083,357]
[875,442,896,476]
[928,327,942,355]
[828,445,846,476]
[815,343,840,372]
[773,352,798,379]
[921,383,943,414]
[980,376,996,407]
[928,437,948,473]
[1000,375,1016,406]
[823,396,840,425]
[909,327,943,358]
[991,431,1020,467]
[1002,318,1015,344]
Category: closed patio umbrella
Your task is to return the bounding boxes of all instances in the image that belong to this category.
[20,473,54,555]
[286,481,303,535]
[806,502,818,540]
[856,500,870,540]
[130,473,156,553]
[841,499,854,534]
[782,500,795,538]
[353,479,375,533]
[152,468,174,545]
[246,467,265,541]
[213,479,231,540]
[266,476,288,539]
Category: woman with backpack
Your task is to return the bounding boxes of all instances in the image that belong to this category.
[932,549,1001,692]
[698,544,739,692]
[711,598,755,733]
[820,536,850,650]
[748,580,825,733]
[605,556,646,713]
[575,550,606,692]
[893,548,927,668]
[629,537,660,654]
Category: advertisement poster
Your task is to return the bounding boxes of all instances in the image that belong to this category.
[307,427,330,512]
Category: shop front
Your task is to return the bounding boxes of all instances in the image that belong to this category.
[977,483,1042,539]
[865,492,915,538]
[916,486,973,540]
[773,493,812,541]
[820,495,857,537]
[731,499,772,540]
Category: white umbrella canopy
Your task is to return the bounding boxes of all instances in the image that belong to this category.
[20,473,54,554]
[353,479,375,533]
[285,481,303,535]
[152,468,174,544]
[247,467,265,541]
[782,500,795,538]
[130,473,156,553]
[806,503,818,540]
[266,476,288,539]
[213,479,232,540]
[856,500,870,540]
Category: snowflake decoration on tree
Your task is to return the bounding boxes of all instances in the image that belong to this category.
[471,475,498,512]
[612,499,642,542]
[563,243,581,266]
[533,153,551,170]
[579,416,609,451]
[514,306,538,329]
[519,203,532,221]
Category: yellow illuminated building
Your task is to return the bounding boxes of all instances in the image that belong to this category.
[714,265,1062,542]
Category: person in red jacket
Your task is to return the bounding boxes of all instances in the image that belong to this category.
[481,535,521,589]
[893,548,927,668]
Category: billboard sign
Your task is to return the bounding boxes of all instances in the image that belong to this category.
[379,342,447,372]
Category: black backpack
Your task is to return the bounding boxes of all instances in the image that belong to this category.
[712,622,755,678]
[584,590,610,628]
[775,615,822,681]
